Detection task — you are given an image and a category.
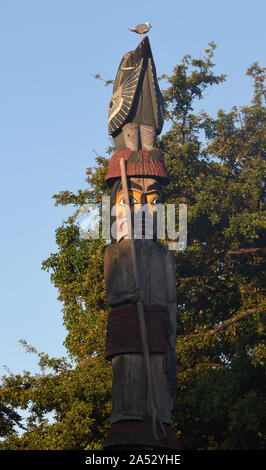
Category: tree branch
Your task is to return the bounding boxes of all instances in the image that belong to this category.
[202,284,216,291]
[204,248,266,267]
[226,248,266,257]
[209,309,257,335]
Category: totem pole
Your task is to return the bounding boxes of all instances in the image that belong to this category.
[103,36,180,450]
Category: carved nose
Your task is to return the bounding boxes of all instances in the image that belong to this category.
[140,193,147,205]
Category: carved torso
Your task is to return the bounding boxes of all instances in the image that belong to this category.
[105,238,175,307]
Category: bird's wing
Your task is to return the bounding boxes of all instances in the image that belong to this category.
[108,60,143,135]
[130,23,147,32]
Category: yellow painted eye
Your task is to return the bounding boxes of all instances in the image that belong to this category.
[148,197,161,206]
[146,193,161,206]
[119,196,137,206]
[151,198,160,205]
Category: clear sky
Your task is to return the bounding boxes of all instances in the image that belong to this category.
[0,0,265,376]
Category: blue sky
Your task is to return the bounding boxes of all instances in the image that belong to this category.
[0,0,265,376]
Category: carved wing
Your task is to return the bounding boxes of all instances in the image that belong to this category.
[108,59,143,135]
[147,57,164,135]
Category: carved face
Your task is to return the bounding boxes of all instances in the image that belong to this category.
[112,177,163,242]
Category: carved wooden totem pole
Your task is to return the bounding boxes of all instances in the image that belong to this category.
[103,36,180,450]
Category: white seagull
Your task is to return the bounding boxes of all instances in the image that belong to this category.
[129,22,152,40]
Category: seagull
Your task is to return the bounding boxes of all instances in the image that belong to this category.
[129,22,152,41]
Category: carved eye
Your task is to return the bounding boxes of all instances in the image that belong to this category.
[119,197,137,206]
[151,198,160,205]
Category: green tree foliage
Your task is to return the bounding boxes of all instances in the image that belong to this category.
[0,404,24,439]
[0,43,265,450]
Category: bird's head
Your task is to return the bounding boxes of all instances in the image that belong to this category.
[146,22,152,28]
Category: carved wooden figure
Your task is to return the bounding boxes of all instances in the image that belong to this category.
[108,36,164,154]
[103,36,180,450]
